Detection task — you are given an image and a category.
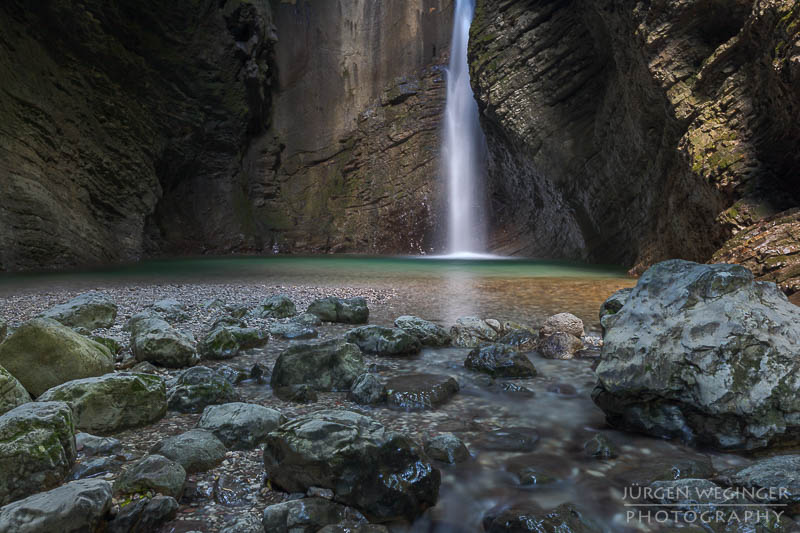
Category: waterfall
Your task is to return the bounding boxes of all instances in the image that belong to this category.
[443,0,487,256]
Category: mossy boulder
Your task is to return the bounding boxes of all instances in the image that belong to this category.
[464,344,537,378]
[449,317,500,348]
[197,402,286,450]
[0,365,30,416]
[115,454,186,499]
[307,297,369,324]
[0,318,113,397]
[248,294,297,319]
[40,292,117,330]
[167,366,240,413]
[131,317,198,368]
[200,324,267,360]
[270,339,365,392]
[150,429,226,473]
[344,326,421,356]
[393,316,450,346]
[0,401,77,505]
[37,373,167,435]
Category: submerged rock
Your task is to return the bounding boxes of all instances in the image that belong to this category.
[197,402,285,450]
[150,429,226,473]
[0,402,77,505]
[582,434,618,459]
[263,410,440,522]
[385,373,459,411]
[37,372,166,434]
[40,292,117,330]
[394,316,451,346]
[593,260,800,450]
[167,366,240,413]
[0,318,113,397]
[349,373,386,405]
[307,297,369,324]
[449,317,499,348]
[115,454,186,499]
[270,339,365,392]
[483,503,602,533]
[130,317,197,368]
[424,434,470,464]
[344,326,421,356]
[248,294,297,319]
[538,332,583,360]
[0,365,30,416]
[540,312,584,338]
[464,344,537,378]
[262,497,367,533]
[477,427,540,452]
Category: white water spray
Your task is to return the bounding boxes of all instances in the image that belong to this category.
[443,0,487,256]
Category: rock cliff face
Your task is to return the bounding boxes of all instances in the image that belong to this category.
[469,0,800,272]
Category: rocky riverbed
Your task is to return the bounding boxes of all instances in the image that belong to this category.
[0,261,799,532]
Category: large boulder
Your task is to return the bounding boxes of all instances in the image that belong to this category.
[167,366,240,413]
[593,260,800,450]
[248,295,297,319]
[130,317,197,368]
[114,454,186,499]
[150,429,226,473]
[263,410,440,522]
[0,365,30,416]
[344,326,421,356]
[393,316,450,346]
[464,344,537,378]
[449,317,500,348]
[270,339,365,392]
[197,402,285,450]
[0,318,113,397]
[0,402,77,505]
[37,373,166,435]
[40,292,117,330]
[200,323,267,360]
[307,297,369,324]
[0,479,112,533]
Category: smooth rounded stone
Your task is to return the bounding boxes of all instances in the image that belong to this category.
[262,497,367,533]
[0,478,112,533]
[214,474,249,506]
[150,429,226,473]
[76,433,121,456]
[0,318,113,397]
[37,372,166,434]
[593,260,800,450]
[0,365,30,416]
[107,495,178,533]
[131,317,198,368]
[424,434,469,464]
[291,312,322,327]
[269,323,318,340]
[197,402,285,450]
[0,401,77,505]
[495,329,538,351]
[70,455,121,480]
[484,503,602,533]
[349,373,386,405]
[393,316,451,346]
[385,374,459,411]
[200,324,267,359]
[248,294,297,319]
[540,312,584,338]
[547,383,577,396]
[274,384,318,404]
[538,332,583,360]
[449,316,499,348]
[464,344,537,378]
[721,455,800,505]
[151,298,188,322]
[270,338,365,392]
[167,366,240,413]
[317,525,389,533]
[307,297,369,324]
[477,427,540,452]
[263,410,441,522]
[582,434,618,459]
[344,325,421,356]
[219,513,263,533]
[115,454,186,498]
[40,292,117,330]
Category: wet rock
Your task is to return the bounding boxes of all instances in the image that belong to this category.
[213,474,249,507]
[478,427,540,452]
[200,323,267,359]
[151,298,188,322]
[449,317,499,348]
[547,383,577,396]
[722,455,800,506]
[115,454,186,499]
[274,384,318,404]
[582,434,618,459]
[270,339,365,392]
[484,503,602,533]
[263,410,440,522]
[262,497,367,533]
[317,525,389,533]
[0,365,30,416]
[220,513,263,533]
[394,316,451,346]
[76,433,121,456]
[507,464,557,487]
[593,260,800,450]
[538,332,583,360]
[424,434,470,464]
[248,294,297,319]
[291,313,323,327]
[540,312,584,338]
[107,495,178,533]
[197,402,285,450]
[167,366,240,413]
[307,297,369,324]
[0,318,113,397]
[269,322,318,340]
[495,382,535,397]
[344,326,421,356]
[150,429,226,473]
[464,344,537,378]
[0,479,112,533]
[349,373,386,405]
[495,329,538,351]
[611,455,715,487]
[0,401,77,505]
[130,317,198,368]
[40,292,117,330]
[69,455,120,480]
[37,372,166,434]
[385,373,459,411]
